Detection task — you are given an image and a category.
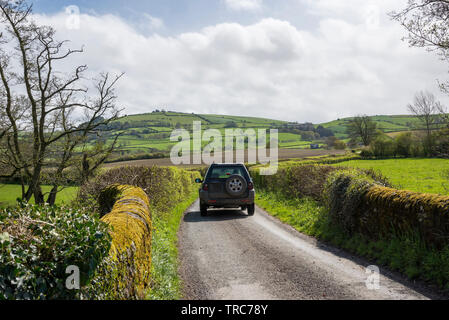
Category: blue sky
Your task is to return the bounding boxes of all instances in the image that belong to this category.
[32,0,316,36]
[28,0,449,122]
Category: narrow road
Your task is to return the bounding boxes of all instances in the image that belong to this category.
[178,200,442,300]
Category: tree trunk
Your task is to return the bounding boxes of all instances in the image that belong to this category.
[47,185,58,206]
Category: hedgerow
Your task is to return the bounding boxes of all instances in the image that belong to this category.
[0,204,111,300]
[78,166,199,215]
[77,166,200,299]
[253,157,449,289]
[0,165,200,300]
[324,170,449,248]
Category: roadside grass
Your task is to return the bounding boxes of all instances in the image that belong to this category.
[256,190,449,289]
[146,191,198,300]
[332,158,449,195]
[0,184,78,207]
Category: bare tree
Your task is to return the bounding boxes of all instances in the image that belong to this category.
[408,91,440,154]
[391,1,449,93]
[391,1,449,55]
[0,0,122,205]
[346,115,378,146]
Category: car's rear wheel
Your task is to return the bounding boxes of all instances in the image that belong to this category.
[225,175,247,197]
[247,204,255,216]
[200,203,208,217]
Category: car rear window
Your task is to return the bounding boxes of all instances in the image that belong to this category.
[207,166,247,179]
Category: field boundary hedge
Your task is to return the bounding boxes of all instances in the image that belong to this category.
[325,170,449,248]
[78,166,201,299]
[252,158,449,248]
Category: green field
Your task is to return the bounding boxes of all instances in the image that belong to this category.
[333,158,449,195]
[0,184,78,207]
[88,111,428,161]
[320,115,424,139]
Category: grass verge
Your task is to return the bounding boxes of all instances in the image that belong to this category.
[146,191,198,300]
[256,190,449,290]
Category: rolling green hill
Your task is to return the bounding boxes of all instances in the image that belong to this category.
[96,111,424,162]
[319,115,424,139]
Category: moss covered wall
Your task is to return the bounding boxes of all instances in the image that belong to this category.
[99,185,152,295]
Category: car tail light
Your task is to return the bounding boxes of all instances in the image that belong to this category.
[202,183,209,191]
[248,182,254,190]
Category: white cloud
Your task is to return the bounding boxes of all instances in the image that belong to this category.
[224,0,263,12]
[30,7,449,123]
[142,14,164,30]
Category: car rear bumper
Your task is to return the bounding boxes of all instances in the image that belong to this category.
[199,190,255,207]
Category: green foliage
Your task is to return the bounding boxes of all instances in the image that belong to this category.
[78,165,201,300]
[370,135,396,158]
[252,164,341,201]
[324,169,449,248]
[333,139,347,150]
[78,166,199,214]
[323,170,376,234]
[321,114,424,139]
[361,131,424,158]
[395,132,414,157]
[0,205,111,300]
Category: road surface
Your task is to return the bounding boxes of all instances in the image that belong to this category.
[178,200,443,300]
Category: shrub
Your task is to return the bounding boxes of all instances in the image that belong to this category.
[0,205,111,300]
[395,132,414,157]
[370,136,396,158]
[334,140,347,150]
[360,148,374,159]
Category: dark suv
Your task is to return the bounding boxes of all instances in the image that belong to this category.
[195,163,255,217]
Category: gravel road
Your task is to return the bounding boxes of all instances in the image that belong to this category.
[178,200,443,300]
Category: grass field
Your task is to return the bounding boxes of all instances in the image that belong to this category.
[320,115,424,139]
[0,184,78,207]
[98,112,426,159]
[333,158,449,195]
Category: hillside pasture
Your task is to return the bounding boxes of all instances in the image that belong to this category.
[333,158,449,195]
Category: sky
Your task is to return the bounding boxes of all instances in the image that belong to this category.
[26,0,449,123]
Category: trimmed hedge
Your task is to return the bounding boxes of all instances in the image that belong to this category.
[99,185,152,298]
[325,170,449,248]
[79,166,200,215]
[77,166,201,299]
[252,164,340,200]
[250,157,384,202]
